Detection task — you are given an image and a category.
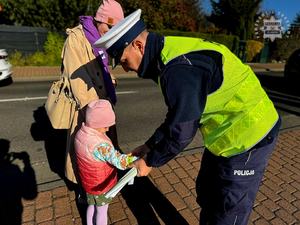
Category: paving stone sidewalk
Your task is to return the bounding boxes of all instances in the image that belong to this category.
[19,128,300,225]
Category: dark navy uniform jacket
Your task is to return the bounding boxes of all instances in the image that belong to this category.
[137,33,223,167]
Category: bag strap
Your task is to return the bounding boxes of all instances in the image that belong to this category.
[60,76,80,110]
[60,41,80,110]
[60,76,69,92]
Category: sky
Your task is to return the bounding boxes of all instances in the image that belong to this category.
[202,0,300,23]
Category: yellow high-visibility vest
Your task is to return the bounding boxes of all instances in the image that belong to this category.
[161,36,278,157]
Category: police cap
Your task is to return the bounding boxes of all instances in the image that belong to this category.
[94,9,146,67]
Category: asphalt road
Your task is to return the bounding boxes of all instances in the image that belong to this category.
[0,77,299,190]
[0,78,169,190]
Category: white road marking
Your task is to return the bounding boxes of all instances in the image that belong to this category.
[116,91,138,95]
[0,91,138,103]
[0,96,47,102]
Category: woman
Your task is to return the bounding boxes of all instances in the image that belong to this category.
[61,0,124,185]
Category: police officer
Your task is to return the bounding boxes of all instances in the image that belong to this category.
[95,9,281,225]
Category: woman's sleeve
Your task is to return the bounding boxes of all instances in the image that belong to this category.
[62,31,99,108]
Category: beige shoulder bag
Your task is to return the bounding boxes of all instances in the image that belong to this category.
[45,76,78,129]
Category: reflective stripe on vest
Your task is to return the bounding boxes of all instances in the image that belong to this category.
[160,36,278,157]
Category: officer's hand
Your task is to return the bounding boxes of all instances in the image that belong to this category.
[132,144,150,157]
[133,158,152,177]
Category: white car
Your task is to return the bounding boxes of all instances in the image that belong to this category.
[0,49,12,81]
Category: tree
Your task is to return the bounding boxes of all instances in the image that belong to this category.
[209,0,263,40]
[120,0,206,32]
[0,0,101,31]
[0,0,206,32]
[290,12,300,38]
[294,13,300,24]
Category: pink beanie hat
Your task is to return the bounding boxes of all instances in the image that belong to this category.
[94,0,124,26]
[86,99,116,128]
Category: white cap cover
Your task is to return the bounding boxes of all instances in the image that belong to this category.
[94,9,146,67]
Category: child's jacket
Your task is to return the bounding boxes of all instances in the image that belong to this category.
[74,123,117,195]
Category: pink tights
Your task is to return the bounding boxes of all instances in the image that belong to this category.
[86,204,109,225]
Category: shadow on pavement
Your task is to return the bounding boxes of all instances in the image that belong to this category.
[30,105,88,225]
[120,173,189,225]
[30,105,67,179]
[0,139,37,225]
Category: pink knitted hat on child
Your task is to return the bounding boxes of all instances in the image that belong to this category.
[86,99,116,128]
[94,0,124,26]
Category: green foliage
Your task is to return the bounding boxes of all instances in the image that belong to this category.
[245,40,264,62]
[26,52,46,66]
[8,51,26,66]
[209,0,262,40]
[121,0,206,32]
[1,0,206,32]
[0,0,101,31]
[44,32,65,65]
[8,32,65,66]
[270,38,300,61]
[156,30,239,51]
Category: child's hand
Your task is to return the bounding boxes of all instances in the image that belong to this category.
[127,162,135,168]
[126,153,138,168]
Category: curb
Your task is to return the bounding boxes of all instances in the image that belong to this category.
[247,63,285,73]
[11,66,137,82]
[10,63,285,82]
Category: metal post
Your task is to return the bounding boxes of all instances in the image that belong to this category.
[34,32,39,51]
[259,40,269,63]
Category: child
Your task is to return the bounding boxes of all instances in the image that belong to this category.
[74,99,137,225]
